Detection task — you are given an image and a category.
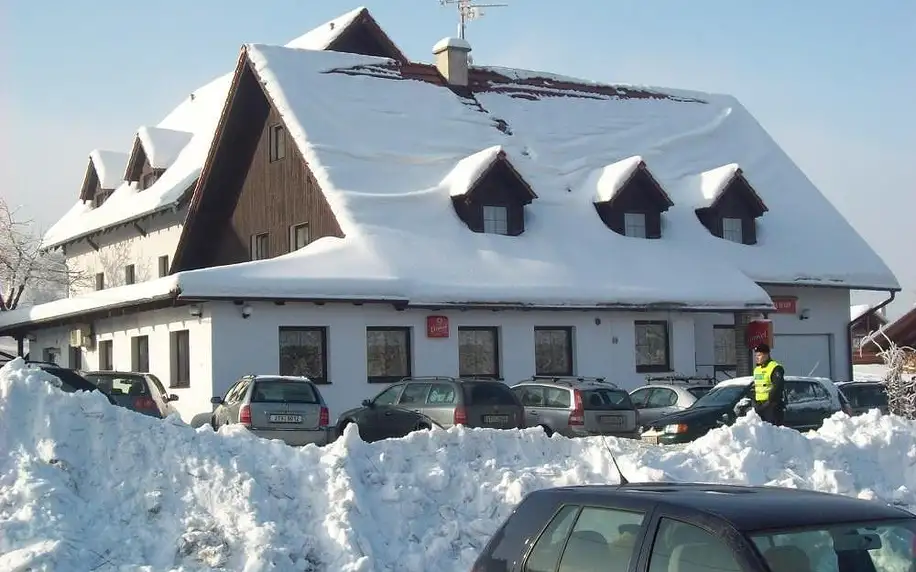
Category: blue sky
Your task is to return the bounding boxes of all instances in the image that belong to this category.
[3,0,915,317]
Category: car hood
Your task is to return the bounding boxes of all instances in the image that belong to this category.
[649,405,731,428]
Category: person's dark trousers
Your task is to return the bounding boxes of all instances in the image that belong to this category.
[755,402,785,427]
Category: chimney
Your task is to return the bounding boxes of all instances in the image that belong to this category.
[433,37,472,87]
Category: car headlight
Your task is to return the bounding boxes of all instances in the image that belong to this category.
[664,424,688,434]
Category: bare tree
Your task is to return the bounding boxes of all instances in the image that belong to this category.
[0,198,87,311]
[864,331,916,419]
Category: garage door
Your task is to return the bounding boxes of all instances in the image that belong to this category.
[773,334,832,378]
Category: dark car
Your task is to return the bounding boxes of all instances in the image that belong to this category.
[640,376,845,445]
[335,376,525,442]
[26,362,116,404]
[83,371,180,418]
[471,482,916,572]
[836,381,890,416]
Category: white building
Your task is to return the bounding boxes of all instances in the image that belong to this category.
[0,8,898,422]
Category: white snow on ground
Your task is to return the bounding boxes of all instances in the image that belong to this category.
[2,359,915,571]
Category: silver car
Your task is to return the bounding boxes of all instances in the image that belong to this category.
[210,375,331,446]
[629,383,714,426]
[510,376,640,438]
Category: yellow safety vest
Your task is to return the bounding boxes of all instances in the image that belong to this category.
[753,360,780,403]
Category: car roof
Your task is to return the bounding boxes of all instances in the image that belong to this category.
[538,483,913,531]
[638,384,714,390]
[83,371,148,377]
[248,375,314,383]
[836,380,884,386]
[513,376,624,390]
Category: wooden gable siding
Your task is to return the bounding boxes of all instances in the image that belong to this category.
[696,189,757,244]
[79,159,102,202]
[453,159,534,235]
[210,95,343,266]
[594,169,669,238]
[325,9,408,63]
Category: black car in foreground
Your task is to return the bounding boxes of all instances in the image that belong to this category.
[27,362,116,404]
[472,482,915,572]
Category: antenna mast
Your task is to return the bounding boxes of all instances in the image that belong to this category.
[440,0,509,40]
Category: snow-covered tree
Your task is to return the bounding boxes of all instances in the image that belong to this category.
[866,331,916,419]
[0,198,85,311]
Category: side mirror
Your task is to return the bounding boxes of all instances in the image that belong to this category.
[362,399,373,408]
[210,396,223,405]
[168,394,179,402]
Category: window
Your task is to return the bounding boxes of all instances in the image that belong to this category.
[646,388,677,408]
[648,518,741,572]
[722,217,743,243]
[68,345,82,370]
[42,348,60,364]
[371,383,404,406]
[629,387,651,408]
[269,124,286,162]
[785,380,827,404]
[556,507,646,572]
[366,327,411,383]
[458,326,500,378]
[170,330,190,388]
[426,383,458,405]
[635,321,670,373]
[714,325,736,367]
[158,255,170,278]
[95,272,105,291]
[250,233,269,260]
[534,327,573,376]
[544,387,571,408]
[278,327,328,384]
[140,171,160,190]
[624,212,647,238]
[131,335,149,372]
[524,505,580,572]
[98,340,113,371]
[398,383,431,405]
[482,205,509,235]
[289,223,309,251]
[124,264,136,285]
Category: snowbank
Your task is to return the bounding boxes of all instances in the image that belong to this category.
[2,359,914,571]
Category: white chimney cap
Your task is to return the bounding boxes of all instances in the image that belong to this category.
[433,37,471,54]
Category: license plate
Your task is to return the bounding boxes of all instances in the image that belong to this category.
[642,435,659,444]
[269,414,302,423]
[600,415,624,426]
[484,414,509,424]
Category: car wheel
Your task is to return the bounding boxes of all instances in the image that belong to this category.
[540,425,554,437]
[210,416,217,430]
[415,421,432,432]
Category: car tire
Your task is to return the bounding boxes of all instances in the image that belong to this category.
[415,422,431,432]
[210,416,217,430]
[540,425,554,437]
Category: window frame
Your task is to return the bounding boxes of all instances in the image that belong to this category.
[624,212,648,238]
[534,326,574,376]
[250,232,269,260]
[634,320,671,373]
[124,264,136,285]
[289,223,309,252]
[713,325,737,368]
[140,171,160,190]
[130,335,150,373]
[721,217,744,243]
[482,204,509,235]
[95,272,105,291]
[269,123,286,162]
[458,326,501,379]
[158,255,170,278]
[169,330,190,388]
[278,326,329,384]
[646,516,745,572]
[93,190,112,208]
[98,339,113,371]
[365,327,412,384]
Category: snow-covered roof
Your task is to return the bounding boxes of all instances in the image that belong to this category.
[851,303,873,322]
[172,44,898,308]
[89,150,130,190]
[41,8,382,251]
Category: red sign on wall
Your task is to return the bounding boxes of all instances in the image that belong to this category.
[746,319,774,349]
[771,296,798,314]
[426,315,449,338]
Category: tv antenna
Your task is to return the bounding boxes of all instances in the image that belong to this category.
[440,0,509,40]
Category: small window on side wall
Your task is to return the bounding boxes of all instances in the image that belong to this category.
[158,255,170,278]
[458,326,500,378]
[290,223,309,251]
[722,217,743,243]
[95,273,105,291]
[269,124,286,162]
[170,330,190,388]
[534,327,573,376]
[634,320,670,373]
[98,340,113,371]
[366,327,411,383]
[124,264,136,285]
[250,233,269,260]
[624,212,647,238]
[278,327,328,383]
[482,205,509,235]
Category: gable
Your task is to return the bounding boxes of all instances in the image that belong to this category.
[78,158,101,202]
[171,56,343,272]
[698,165,768,218]
[324,8,407,63]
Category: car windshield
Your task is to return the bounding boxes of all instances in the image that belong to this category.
[462,382,518,406]
[749,518,916,572]
[687,386,713,399]
[251,380,318,404]
[84,373,149,396]
[691,384,748,408]
[581,388,633,410]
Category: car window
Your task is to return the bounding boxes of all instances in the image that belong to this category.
[845,385,888,408]
[648,518,742,572]
[229,380,251,403]
[544,387,571,408]
[372,384,403,406]
[786,381,821,404]
[85,373,148,396]
[524,505,580,572]
[687,386,713,399]
[514,385,545,407]
[223,379,245,402]
[556,506,646,572]
[147,374,168,397]
[647,388,677,408]
[463,382,518,406]
[426,383,457,405]
[582,389,634,411]
[399,383,432,405]
[630,388,651,408]
[251,380,318,403]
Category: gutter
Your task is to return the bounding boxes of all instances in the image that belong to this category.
[847,290,896,381]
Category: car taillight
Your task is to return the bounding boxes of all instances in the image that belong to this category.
[454,406,468,425]
[239,405,252,427]
[134,396,156,410]
[319,406,329,427]
[569,390,585,426]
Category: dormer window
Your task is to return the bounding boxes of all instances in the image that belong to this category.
[79,150,128,209]
[140,171,161,190]
[591,157,674,239]
[695,164,768,245]
[444,146,538,236]
[94,190,113,208]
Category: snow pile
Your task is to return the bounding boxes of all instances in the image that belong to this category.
[2,359,915,572]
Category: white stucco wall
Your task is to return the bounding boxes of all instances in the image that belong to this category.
[207,302,701,420]
[65,208,185,295]
[28,304,213,421]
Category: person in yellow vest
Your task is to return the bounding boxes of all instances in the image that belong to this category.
[752,343,786,426]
